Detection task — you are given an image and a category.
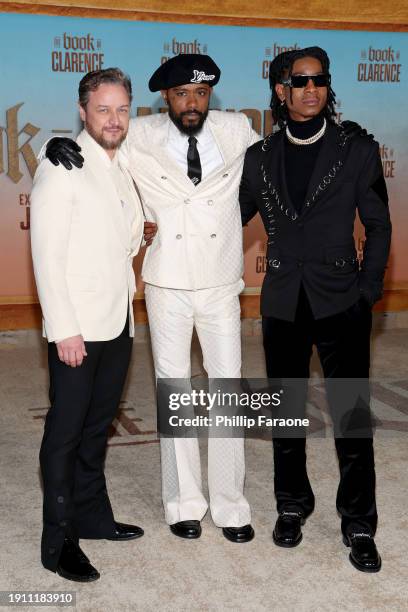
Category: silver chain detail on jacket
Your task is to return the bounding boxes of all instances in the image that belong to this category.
[259,127,349,229]
[304,160,344,209]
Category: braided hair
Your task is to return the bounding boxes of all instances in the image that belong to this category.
[269,46,337,128]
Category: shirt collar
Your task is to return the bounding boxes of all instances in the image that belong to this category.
[167,116,210,146]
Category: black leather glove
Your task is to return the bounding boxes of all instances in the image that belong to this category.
[46,137,84,170]
[341,120,374,141]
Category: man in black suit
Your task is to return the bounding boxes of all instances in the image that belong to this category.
[239,47,391,572]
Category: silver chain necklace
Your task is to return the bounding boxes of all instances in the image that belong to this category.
[286,117,327,146]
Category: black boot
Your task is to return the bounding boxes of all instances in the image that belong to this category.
[56,538,100,582]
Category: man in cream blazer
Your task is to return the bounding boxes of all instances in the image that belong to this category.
[31,69,145,582]
[46,54,261,543]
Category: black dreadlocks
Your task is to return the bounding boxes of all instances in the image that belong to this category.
[269,46,337,129]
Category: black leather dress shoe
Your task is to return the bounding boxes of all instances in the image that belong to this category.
[222,524,255,543]
[170,520,202,539]
[106,521,144,541]
[272,511,304,548]
[343,533,382,572]
[56,538,100,582]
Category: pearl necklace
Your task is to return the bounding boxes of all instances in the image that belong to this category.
[286,118,327,146]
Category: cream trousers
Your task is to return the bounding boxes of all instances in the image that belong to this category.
[145,280,251,527]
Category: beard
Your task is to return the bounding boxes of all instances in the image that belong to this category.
[85,122,127,152]
[168,105,209,136]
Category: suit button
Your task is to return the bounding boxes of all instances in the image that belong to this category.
[60,520,67,527]
[210,234,216,238]
[207,200,214,206]
[176,234,182,239]
[184,198,191,204]
[161,175,167,180]
[297,260,304,267]
[57,496,64,503]
[49,547,56,555]
[298,222,304,228]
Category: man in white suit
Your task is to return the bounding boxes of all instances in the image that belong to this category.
[46,54,260,543]
[129,55,260,543]
[31,68,145,582]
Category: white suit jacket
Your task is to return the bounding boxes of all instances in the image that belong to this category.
[31,130,144,342]
[122,111,260,290]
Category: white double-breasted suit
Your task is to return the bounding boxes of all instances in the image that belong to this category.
[121,110,260,526]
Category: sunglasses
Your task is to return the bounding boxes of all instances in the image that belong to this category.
[281,73,330,88]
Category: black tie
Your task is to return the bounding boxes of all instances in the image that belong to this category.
[187,136,202,186]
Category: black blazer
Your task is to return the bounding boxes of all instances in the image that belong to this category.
[239,122,392,322]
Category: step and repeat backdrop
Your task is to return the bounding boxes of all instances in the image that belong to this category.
[0,12,406,301]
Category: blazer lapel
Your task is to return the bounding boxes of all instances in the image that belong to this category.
[206,111,234,170]
[302,123,346,216]
[144,112,241,196]
[278,134,299,219]
[152,133,194,191]
[260,130,300,222]
[140,115,199,194]
[78,131,128,245]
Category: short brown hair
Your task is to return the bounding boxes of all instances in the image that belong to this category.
[78,67,132,108]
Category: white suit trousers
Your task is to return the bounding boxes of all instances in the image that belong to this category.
[145,280,251,527]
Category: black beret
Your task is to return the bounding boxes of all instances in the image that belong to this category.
[149,54,221,92]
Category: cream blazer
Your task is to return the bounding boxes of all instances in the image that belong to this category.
[122,111,260,290]
[30,130,144,342]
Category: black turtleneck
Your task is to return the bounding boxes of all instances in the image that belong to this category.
[284,113,325,214]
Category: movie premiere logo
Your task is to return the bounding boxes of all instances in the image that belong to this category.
[261,43,300,79]
[357,46,401,82]
[51,33,104,73]
[380,143,397,178]
[0,104,39,184]
[160,38,208,65]
[255,242,267,275]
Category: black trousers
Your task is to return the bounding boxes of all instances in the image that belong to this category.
[40,317,132,571]
[262,286,377,536]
